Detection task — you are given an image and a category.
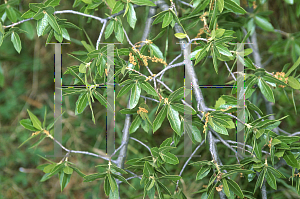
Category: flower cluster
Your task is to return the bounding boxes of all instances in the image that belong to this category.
[137,107,148,115]
[273,71,288,88]
[203,112,210,134]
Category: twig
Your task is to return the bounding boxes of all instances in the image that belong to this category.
[96,21,107,50]
[177,0,194,8]
[224,61,236,81]
[175,140,205,191]
[130,137,153,156]
[51,136,115,162]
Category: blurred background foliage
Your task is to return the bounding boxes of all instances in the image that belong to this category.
[0,0,300,198]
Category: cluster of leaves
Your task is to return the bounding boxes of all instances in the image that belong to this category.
[5,0,300,197]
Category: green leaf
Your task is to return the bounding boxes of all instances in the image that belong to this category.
[114,23,124,43]
[284,0,294,4]
[258,78,275,103]
[20,119,39,131]
[129,82,141,109]
[59,172,71,192]
[54,30,63,42]
[61,28,70,40]
[129,116,142,134]
[140,82,158,96]
[104,176,110,196]
[288,76,300,89]
[196,166,211,180]
[254,16,274,32]
[153,105,168,133]
[215,45,232,57]
[143,161,154,177]
[44,0,61,7]
[262,74,289,87]
[43,164,56,173]
[160,152,179,165]
[283,151,298,168]
[212,47,218,74]
[83,173,106,182]
[222,179,230,198]
[6,6,17,23]
[162,12,173,28]
[218,0,224,12]
[167,105,182,136]
[254,169,265,193]
[46,11,62,34]
[27,109,42,130]
[21,10,36,19]
[211,120,228,135]
[75,93,89,115]
[11,32,22,54]
[156,180,172,195]
[265,169,277,189]
[171,103,197,115]
[63,166,73,175]
[118,84,134,98]
[168,87,185,102]
[36,14,48,37]
[227,179,244,198]
[285,56,300,77]
[158,175,181,181]
[112,1,124,14]
[104,20,114,40]
[127,3,137,29]
[195,47,208,65]
[92,90,108,108]
[224,0,247,14]
[107,172,117,192]
[174,33,187,39]
[149,43,164,59]
[130,0,156,6]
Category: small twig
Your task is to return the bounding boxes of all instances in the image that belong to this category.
[175,140,205,191]
[177,0,194,8]
[224,61,236,81]
[130,137,153,156]
[96,21,107,50]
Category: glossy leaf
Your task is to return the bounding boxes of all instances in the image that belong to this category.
[127,3,137,29]
[196,166,211,180]
[153,105,168,133]
[129,82,141,109]
[27,109,42,130]
[20,119,39,131]
[160,151,179,165]
[167,105,182,136]
[254,16,274,32]
[227,179,244,198]
[130,0,156,6]
[258,78,275,103]
[224,0,247,14]
[140,82,158,96]
[162,11,173,28]
[129,116,142,134]
[75,93,89,115]
[46,11,62,34]
[11,32,22,54]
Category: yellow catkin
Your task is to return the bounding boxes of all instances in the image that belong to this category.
[273,72,288,88]
[216,185,223,192]
[203,112,210,134]
[137,107,148,114]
